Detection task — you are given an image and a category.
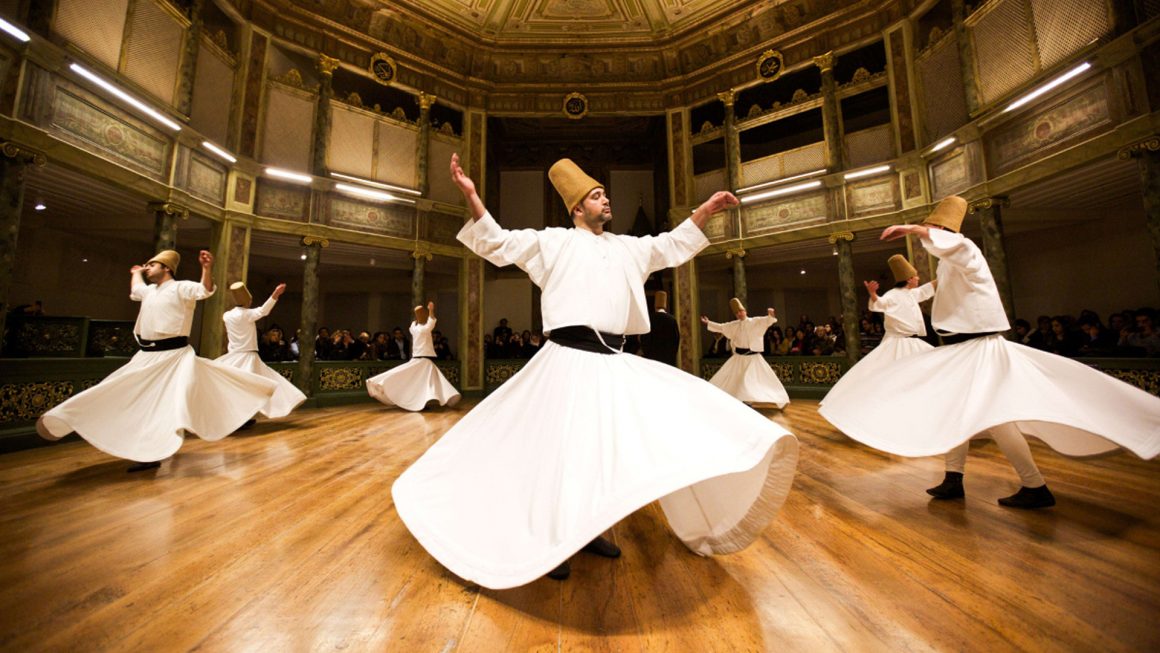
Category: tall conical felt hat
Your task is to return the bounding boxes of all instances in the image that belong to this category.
[414,304,429,324]
[654,290,668,311]
[888,254,918,283]
[924,195,968,233]
[729,297,745,315]
[229,281,252,306]
[147,249,180,273]
[548,158,603,214]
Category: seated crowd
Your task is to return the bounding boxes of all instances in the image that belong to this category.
[256,325,455,363]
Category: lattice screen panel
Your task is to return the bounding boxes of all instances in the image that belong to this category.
[1142,0,1160,20]
[261,86,314,170]
[972,0,1038,104]
[427,138,462,205]
[375,121,418,189]
[917,39,969,144]
[741,154,781,187]
[846,125,894,168]
[121,0,182,106]
[1029,0,1110,70]
[694,169,725,203]
[55,0,128,70]
[328,104,375,179]
[190,46,233,145]
[781,143,825,177]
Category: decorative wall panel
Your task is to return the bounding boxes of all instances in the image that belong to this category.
[326,196,415,238]
[186,152,228,204]
[54,0,128,70]
[701,211,732,242]
[985,78,1111,176]
[261,84,314,170]
[328,103,375,179]
[255,180,309,221]
[972,0,1038,105]
[742,192,829,236]
[428,137,463,205]
[49,85,170,179]
[190,42,235,146]
[121,0,183,106]
[424,210,465,247]
[929,148,971,198]
[375,120,418,189]
[916,37,969,144]
[781,143,826,178]
[846,175,900,217]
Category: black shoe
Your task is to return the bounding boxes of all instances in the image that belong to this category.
[126,461,161,473]
[926,472,965,500]
[998,485,1055,509]
[582,536,621,559]
[546,560,570,580]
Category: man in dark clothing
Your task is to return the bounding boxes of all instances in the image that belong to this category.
[640,291,681,367]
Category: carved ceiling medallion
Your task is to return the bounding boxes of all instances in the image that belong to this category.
[370,52,397,86]
[757,49,784,82]
[563,92,588,119]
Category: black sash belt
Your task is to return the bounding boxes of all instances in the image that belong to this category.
[733,348,761,356]
[136,336,189,351]
[548,326,626,354]
[938,331,1003,346]
[413,355,437,360]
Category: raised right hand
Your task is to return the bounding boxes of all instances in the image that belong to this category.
[450,153,476,197]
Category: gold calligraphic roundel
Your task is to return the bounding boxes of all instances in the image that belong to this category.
[563,92,588,120]
[756,50,784,82]
[370,52,397,86]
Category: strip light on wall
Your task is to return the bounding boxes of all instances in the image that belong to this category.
[736,168,826,195]
[329,172,421,196]
[68,63,181,131]
[335,182,394,202]
[927,136,956,154]
[739,180,823,204]
[201,141,237,163]
[843,164,892,180]
[0,18,30,42]
[265,167,313,184]
[1003,62,1092,113]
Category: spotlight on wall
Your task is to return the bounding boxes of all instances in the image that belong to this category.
[300,253,307,261]
[800,268,806,275]
[68,63,181,131]
[33,200,46,211]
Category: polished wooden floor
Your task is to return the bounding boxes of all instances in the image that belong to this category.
[0,400,1157,652]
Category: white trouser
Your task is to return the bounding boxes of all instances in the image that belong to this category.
[944,422,1046,487]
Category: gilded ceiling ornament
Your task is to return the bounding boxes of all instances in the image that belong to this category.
[563,92,588,120]
[1117,136,1160,159]
[756,50,784,82]
[370,52,397,86]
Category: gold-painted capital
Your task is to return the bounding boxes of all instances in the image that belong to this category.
[317,54,340,77]
[0,141,47,166]
[418,92,436,110]
[813,51,835,72]
[302,235,330,248]
[827,231,854,244]
[717,90,736,107]
[967,197,1010,213]
[149,201,189,220]
[725,247,747,260]
[411,246,434,262]
[1117,136,1160,159]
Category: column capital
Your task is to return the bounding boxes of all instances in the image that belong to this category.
[418,92,437,110]
[968,197,1010,213]
[0,141,47,167]
[724,247,747,259]
[411,245,433,261]
[317,54,341,77]
[148,201,189,219]
[813,51,835,73]
[1117,136,1160,159]
[827,231,854,244]
[302,235,330,248]
[716,89,736,107]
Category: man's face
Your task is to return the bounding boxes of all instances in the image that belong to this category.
[393,329,404,339]
[573,188,611,227]
[735,309,747,320]
[143,261,169,283]
[906,275,920,289]
[1137,315,1152,332]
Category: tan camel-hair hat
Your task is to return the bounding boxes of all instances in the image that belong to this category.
[414,304,430,324]
[548,158,603,214]
[147,249,180,273]
[229,281,252,306]
[654,290,668,312]
[888,255,918,283]
[729,297,745,315]
[924,196,968,233]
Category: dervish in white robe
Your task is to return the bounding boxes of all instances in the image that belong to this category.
[215,281,306,419]
[819,254,935,410]
[367,302,461,411]
[392,155,799,589]
[702,299,789,408]
[820,197,1160,509]
[37,250,277,468]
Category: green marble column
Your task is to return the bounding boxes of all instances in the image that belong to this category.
[729,249,747,309]
[0,150,34,346]
[417,93,435,196]
[719,90,742,190]
[832,233,861,362]
[950,0,981,116]
[149,202,186,253]
[296,238,325,395]
[815,52,846,173]
[411,249,428,309]
[312,55,339,176]
[970,198,1016,324]
[1132,146,1160,299]
[176,0,205,117]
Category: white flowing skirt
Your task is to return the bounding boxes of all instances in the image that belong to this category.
[392,341,799,590]
[819,335,1160,459]
[708,353,790,408]
[37,346,278,462]
[367,358,461,411]
[819,334,933,408]
[215,351,307,418]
